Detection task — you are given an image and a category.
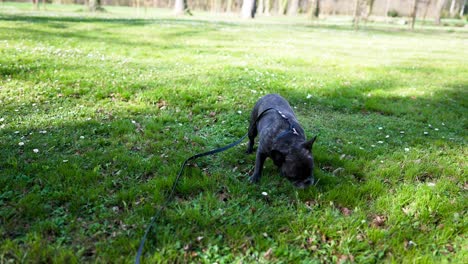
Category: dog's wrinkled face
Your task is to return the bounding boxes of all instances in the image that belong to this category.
[271,137,316,188]
[282,150,314,188]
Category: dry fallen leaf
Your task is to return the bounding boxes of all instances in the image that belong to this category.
[371,215,387,228]
[332,167,345,176]
[338,254,350,263]
[446,243,454,252]
[263,248,273,259]
[157,100,167,109]
[340,207,352,216]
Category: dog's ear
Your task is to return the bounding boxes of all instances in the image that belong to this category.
[271,149,286,166]
[302,136,317,151]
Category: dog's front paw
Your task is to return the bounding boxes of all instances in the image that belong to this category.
[249,174,260,183]
[246,147,254,154]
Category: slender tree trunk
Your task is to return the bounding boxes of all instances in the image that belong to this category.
[422,0,432,24]
[353,0,361,29]
[410,0,419,30]
[227,0,232,12]
[241,0,257,18]
[312,0,320,18]
[89,0,103,11]
[143,0,148,15]
[435,0,447,24]
[264,0,271,15]
[174,0,183,15]
[365,0,375,20]
[258,0,264,15]
[212,0,221,12]
[42,0,46,10]
[385,0,391,17]
[174,0,191,15]
[449,0,456,16]
[278,0,287,15]
[287,0,299,15]
[461,0,467,16]
[33,0,39,10]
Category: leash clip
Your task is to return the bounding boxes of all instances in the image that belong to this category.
[292,128,299,135]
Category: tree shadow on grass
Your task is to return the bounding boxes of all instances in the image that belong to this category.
[0,13,242,28]
[0,25,216,51]
[1,13,466,38]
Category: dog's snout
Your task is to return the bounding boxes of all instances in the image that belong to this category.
[294,178,314,189]
[303,178,313,187]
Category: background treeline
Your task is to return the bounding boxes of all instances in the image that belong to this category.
[14,0,468,18]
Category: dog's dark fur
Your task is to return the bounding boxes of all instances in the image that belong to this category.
[246,94,316,188]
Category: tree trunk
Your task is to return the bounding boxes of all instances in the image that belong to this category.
[287,0,299,15]
[211,0,221,12]
[42,0,46,10]
[353,0,361,29]
[461,0,467,17]
[423,0,431,20]
[410,0,419,30]
[449,0,456,17]
[258,0,264,15]
[143,0,149,15]
[89,0,102,12]
[174,0,191,15]
[435,0,447,24]
[33,0,39,10]
[385,0,391,17]
[365,0,375,20]
[278,0,287,15]
[265,0,270,15]
[311,0,320,18]
[241,0,257,18]
[227,0,232,12]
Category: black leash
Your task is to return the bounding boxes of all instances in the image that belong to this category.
[135,108,276,263]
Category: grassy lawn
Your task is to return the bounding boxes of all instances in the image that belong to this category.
[1,2,467,263]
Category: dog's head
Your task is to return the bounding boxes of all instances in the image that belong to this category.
[271,136,317,188]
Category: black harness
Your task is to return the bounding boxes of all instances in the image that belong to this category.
[273,109,300,140]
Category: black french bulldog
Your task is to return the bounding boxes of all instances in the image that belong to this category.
[246,94,317,188]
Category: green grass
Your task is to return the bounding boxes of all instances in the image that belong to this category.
[1,2,467,263]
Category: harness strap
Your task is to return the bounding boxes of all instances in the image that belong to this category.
[275,110,300,140]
